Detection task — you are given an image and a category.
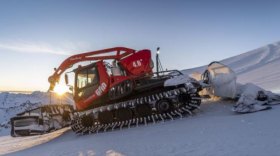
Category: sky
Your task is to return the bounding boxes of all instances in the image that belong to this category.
[0,0,280,92]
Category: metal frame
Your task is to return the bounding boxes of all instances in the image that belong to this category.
[133,70,183,90]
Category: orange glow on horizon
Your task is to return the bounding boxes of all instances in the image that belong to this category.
[53,84,69,95]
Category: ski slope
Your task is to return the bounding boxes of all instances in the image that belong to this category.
[1,41,280,156]
[182,41,280,92]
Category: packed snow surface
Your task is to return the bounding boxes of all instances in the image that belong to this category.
[3,100,280,156]
[0,128,68,155]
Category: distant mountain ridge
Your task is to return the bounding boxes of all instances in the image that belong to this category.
[0,91,34,94]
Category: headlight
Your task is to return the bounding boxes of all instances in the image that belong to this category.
[111,87,115,92]
[109,87,115,98]
[120,85,124,94]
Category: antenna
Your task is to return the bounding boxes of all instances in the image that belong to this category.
[156,47,160,77]
[156,47,164,77]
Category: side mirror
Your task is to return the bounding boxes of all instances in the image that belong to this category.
[65,74,69,85]
[69,86,73,91]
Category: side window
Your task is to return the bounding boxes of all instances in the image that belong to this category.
[77,70,87,89]
[87,67,98,85]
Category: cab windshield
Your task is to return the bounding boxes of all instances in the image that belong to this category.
[77,67,98,89]
[76,66,99,98]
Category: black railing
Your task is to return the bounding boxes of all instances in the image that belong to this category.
[133,70,183,87]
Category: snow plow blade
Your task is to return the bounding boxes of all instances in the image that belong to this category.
[10,104,74,137]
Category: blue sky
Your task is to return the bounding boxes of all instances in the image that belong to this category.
[0,0,280,91]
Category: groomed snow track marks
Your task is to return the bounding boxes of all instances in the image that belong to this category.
[70,87,201,135]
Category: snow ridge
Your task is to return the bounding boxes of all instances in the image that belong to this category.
[182,41,280,91]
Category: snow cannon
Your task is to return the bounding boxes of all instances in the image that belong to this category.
[201,61,237,98]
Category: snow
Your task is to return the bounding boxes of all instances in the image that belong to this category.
[3,100,280,156]
[232,83,273,113]
[164,75,198,90]
[1,41,280,156]
[0,128,68,155]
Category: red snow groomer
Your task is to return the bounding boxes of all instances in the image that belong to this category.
[48,47,202,134]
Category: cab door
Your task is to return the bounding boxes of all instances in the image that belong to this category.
[75,64,100,99]
[74,61,110,110]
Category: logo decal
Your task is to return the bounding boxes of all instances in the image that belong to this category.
[70,57,82,61]
[95,83,107,96]
[84,83,107,103]
[133,59,142,67]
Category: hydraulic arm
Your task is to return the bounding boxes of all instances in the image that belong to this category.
[48,47,136,91]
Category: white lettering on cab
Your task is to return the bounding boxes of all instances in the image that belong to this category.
[95,83,107,96]
[133,59,142,67]
[84,83,107,103]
